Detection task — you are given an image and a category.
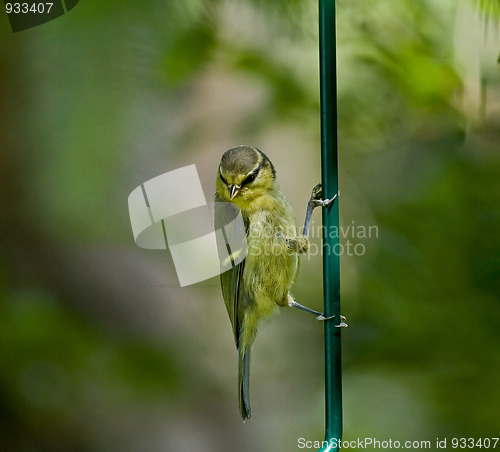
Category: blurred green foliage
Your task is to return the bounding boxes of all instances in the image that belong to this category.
[1,0,499,450]
[475,0,500,17]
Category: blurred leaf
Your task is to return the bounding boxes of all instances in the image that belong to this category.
[159,23,216,88]
[233,49,315,116]
[474,0,500,17]
[0,289,181,426]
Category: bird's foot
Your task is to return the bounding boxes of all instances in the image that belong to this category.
[316,314,348,328]
[289,298,347,327]
[309,183,338,208]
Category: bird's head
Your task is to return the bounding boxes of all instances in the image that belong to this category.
[216,145,276,208]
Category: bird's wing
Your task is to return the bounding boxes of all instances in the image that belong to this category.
[221,259,245,345]
[214,198,248,346]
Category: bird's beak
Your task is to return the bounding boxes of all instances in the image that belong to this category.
[229,185,240,200]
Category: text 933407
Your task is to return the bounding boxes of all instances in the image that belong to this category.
[5,2,53,14]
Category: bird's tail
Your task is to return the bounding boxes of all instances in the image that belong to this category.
[238,347,251,420]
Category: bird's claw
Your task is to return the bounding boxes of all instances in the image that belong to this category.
[316,314,335,321]
[311,183,323,200]
[311,197,336,207]
[316,314,348,327]
[336,320,349,328]
[309,183,338,208]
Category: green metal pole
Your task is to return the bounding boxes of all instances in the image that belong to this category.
[318,0,343,451]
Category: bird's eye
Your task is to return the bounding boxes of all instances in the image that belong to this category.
[242,171,257,186]
[220,172,228,185]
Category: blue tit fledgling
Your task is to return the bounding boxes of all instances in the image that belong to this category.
[215,145,339,420]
